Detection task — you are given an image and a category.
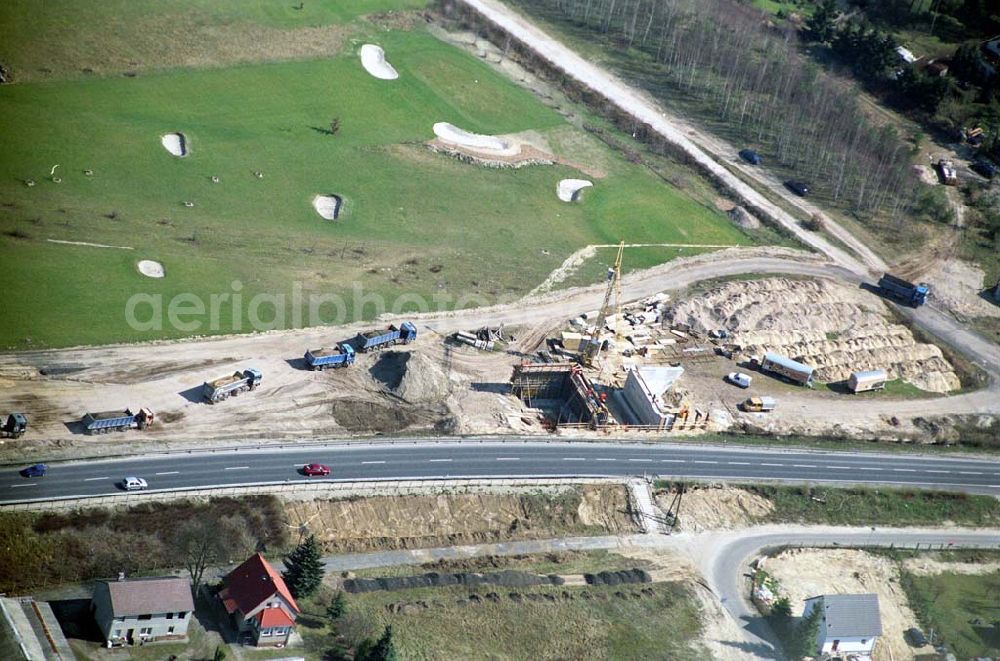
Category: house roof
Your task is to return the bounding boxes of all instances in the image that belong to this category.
[96,577,194,617]
[257,606,296,628]
[221,553,300,617]
[808,594,882,638]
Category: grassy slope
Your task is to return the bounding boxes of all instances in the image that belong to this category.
[0,25,747,348]
[902,570,1000,658]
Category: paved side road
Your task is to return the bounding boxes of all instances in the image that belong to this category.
[457,0,884,276]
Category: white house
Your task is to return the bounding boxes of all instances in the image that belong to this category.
[802,593,882,660]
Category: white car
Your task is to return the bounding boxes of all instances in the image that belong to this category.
[726,372,752,389]
[122,476,148,491]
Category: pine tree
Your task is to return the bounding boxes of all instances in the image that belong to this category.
[326,590,346,620]
[357,626,396,661]
[282,535,325,598]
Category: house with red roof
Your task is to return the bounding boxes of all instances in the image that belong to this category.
[218,553,299,647]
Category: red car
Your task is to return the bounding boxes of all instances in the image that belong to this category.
[302,463,330,476]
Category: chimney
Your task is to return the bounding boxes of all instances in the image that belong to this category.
[117,572,126,582]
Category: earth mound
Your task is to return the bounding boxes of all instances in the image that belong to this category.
[369,351,450,403]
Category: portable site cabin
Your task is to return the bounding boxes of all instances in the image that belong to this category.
[848,369,888,393]
[759,352,815,386]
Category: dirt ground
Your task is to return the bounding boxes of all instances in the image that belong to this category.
[654,485,774,532]
[282,484,640,553]
[902,557,1000,576]
[762,548,924,661]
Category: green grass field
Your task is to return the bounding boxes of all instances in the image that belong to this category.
[901,570,1000,658]
[0,8,751,348]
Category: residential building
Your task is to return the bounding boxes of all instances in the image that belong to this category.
[219,553,300,647]
[91,576,194,646]
[802,593,883,660]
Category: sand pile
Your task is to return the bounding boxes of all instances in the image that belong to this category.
[557,179,592,202]
[359,44,399,80]
[667,277,960,392]
[369,351,450,403]
[136,260,164,278]
[432,122,520,157]
[655,486,773,532]
[312,194,343,220]
[160,132,187,157]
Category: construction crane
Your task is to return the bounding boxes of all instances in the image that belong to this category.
[582,241,624,367]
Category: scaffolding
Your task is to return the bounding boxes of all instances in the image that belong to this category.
[510,363,610,428]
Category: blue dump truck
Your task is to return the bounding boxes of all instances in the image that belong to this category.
[305,343,356,370]
[202,368,262,404]
[355,322,417,352]
[1,412,27,438]
[82,408,154,434]
[877,273,930,307]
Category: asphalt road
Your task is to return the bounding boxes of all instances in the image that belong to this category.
[3,441,1000,503]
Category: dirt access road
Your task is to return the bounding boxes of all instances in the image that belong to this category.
[457,0,886,277]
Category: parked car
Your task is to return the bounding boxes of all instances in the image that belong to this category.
[20,463,47,478]
[785,180,810,196]
[738,149,762,165]
[726,372,752,388]
[302,463,331,476]
[121,476,148,491]
[708,329,729,339]
[971,160,997,179]
[905,627,928,647]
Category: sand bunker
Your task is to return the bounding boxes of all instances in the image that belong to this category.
[137,260,165,278]
[360,44,399,80]
[312,194,343,220]
[432,122,521,157]
[160,133,187,157]
[557,179,593,202]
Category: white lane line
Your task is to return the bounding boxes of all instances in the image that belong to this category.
[959,471,983,475]
[660,459,686,463]
[563,458,586,461]
[761,463,784,467]
[892,468,916,473]
[84,476,109,481]
[793,464,816,468]
[728,461,751,465]
[428,459,452,463]
[496,457,521,461]
[155,471,179,476]
[224,466,249,471]
[595,458,617,462]
[694,460,718,464]
[826,465,851,469]
[361,461,386,465]
[925,470,950,474]
[629,458,653,463]
[859,467,883,471]
[10,483,38,488]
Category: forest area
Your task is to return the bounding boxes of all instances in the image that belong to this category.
[512,0,998,251]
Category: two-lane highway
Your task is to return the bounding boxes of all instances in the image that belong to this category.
[3,441,1000,503]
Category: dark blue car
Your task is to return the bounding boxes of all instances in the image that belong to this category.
[21,463,46,478]
[739,149,762,165]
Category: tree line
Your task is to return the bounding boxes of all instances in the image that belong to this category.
[524,0,922,223]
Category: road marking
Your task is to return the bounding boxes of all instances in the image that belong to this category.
[761,463,784,467]
[496,457,520,461]
[629,458,653,463]
[892,468,916,473]
[428,459,452,463]
[10,483,37,488]
[728,461,751,465]
[595,458,617,462]
[694,460,718,464]
[825,465,851,470]
[660,459,685,463]
[155,471,179,476]
[959,471,983,475]
[224,466,249,471]
[925,470,950,474]
[563,458,586,461]
[793,464,816,468]
[84,476,109,481]
[361,461,386,465]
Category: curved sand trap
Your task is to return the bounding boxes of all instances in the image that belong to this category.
[557,179,593,202]
[312,194,343,220]
[161,132,188,157]
[360,44,399,80]
[432,122,520,156]
[137,260,165,278]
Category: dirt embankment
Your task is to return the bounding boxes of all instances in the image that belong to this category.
[283,484,640,553]
[654,485,773,532]
[667,277,960,392]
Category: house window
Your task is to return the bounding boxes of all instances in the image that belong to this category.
[260,628,273,637]
[138,613,152,621]
[861,639,868,645]
[112,629,122,638]
[166,612,174,619]
[168,626,175,634]
[140,627,152,636]
[179,612,187,619]
[273,627,286,636]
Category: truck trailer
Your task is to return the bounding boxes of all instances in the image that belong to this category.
[877,273,930,307]
[202,368,262,404]
[759,352,815,387]
[305,344,356,370]
[82,408,154,434]
[848,369,888,393]
[355,322,417,352]
[1,412,27,438]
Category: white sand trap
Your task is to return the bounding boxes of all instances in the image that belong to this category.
[360,44,399,80]
[432,122,521,156]
[137,260,165,278]
[557,178,593,202]
[160,132,188,157]
[312,194,343,220]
